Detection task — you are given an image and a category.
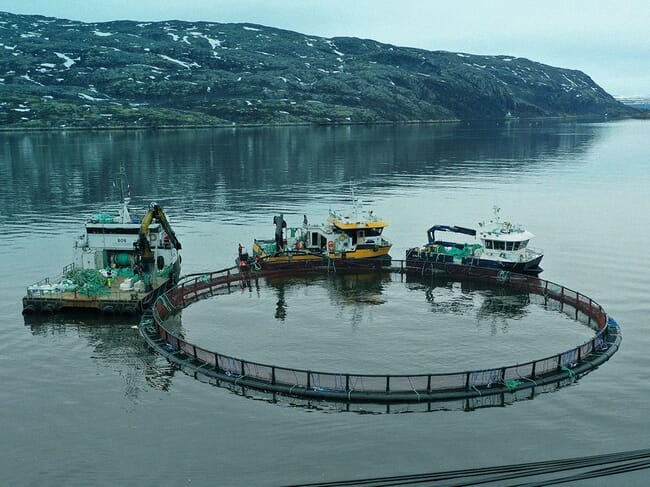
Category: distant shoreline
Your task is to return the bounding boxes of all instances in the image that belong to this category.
[2,113,647,133]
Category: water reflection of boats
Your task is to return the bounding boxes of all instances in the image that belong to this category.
[406,207,544,276]
[239,194,392,270]
[262,272,391,320]
[476,292,531,321]
[24,312,179,394]
[406,273,531,320]
[22,170,182,315]
[327,272,390,306]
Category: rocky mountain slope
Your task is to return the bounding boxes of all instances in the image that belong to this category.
[0,11,638,128]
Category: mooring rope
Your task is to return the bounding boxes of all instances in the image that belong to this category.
[407,377,421,401]
[282,448,650,487]
[518,376,538,386]
[560,365,576,379]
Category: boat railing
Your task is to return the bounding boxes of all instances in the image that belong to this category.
[366,236,390,246]
[143,260,620,404]
[25,263,75,296]
[526,246,544,257]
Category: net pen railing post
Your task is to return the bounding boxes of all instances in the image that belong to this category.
[531,360,537,379]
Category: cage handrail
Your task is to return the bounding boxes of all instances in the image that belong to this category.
[144,260,619,400]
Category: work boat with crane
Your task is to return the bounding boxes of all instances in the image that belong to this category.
[406,207,544,276]
[239,194,392,270]
[23,178,182,315]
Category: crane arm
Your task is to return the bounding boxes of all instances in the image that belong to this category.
[147,203,182,250]
[135,203,182,266]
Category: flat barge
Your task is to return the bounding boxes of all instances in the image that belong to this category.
[23,264,176,314]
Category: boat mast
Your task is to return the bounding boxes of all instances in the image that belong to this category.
[492,205,501,224]
[350,184,361,220]
[116,164,132,224]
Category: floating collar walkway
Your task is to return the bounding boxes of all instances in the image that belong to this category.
[139,261,620,406]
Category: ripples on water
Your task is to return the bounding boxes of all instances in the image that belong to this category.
[0,121,607,219]
[1,119,649,486]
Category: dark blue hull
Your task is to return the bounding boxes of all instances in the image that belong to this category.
[405,249,543,276]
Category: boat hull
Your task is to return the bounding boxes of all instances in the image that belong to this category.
[241,252,392,272]
[247,240,392,268]
[405,249,543,276]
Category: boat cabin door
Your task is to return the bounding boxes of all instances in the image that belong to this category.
[353,230,364,246]
[310,231,327,250]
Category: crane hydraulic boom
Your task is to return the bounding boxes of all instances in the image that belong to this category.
[135,203,182,267]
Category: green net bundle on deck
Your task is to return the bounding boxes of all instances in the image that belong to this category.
[428,243,482,258]
[114,267,135,278]
[156,265,173,278]
[93,213,115,224]
[257,241,278,255]
[65,268,110,297]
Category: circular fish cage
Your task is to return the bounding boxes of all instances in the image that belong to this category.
[139,262,621,406]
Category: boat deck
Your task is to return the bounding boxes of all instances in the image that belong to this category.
[22,275,173,314]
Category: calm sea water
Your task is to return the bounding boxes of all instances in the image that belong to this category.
[1,120,649,486]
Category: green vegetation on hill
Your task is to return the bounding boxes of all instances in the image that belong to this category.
[0,11,638,128]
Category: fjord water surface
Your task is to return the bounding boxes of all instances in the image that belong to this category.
[1,120,649,485]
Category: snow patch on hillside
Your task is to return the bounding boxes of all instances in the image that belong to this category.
[54,52,77,68]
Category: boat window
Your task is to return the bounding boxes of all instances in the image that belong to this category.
[366,228,383,237]
[311,232,319,247]
[521,239,529,248]
[485,240,493,249]
[494,241,506,250]
[506,242,514,251]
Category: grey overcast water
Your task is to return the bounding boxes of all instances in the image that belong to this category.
[1,119,649,486]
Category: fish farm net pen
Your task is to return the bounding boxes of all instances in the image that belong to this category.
[139,261,621,405]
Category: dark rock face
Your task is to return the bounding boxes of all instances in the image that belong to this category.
[0,11,637,127]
